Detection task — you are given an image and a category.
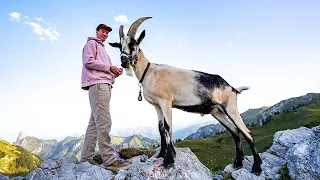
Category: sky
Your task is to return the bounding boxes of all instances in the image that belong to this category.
[0,0,319,143]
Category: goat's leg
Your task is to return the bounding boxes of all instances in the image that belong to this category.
[211,107,244,168]
[154,105,166,158]
[158,99,176,167]
[224,100,262,175]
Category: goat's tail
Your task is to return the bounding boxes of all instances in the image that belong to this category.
[234,86,250,94]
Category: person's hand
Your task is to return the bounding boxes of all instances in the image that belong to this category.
[110,66,122,77]
[118,68,123,75]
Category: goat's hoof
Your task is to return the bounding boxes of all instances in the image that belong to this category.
[163,152,175,168]
[251,164,262,176]
[233,158,243,168]
[156,151,166,158]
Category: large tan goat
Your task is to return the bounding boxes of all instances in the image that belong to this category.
[109,17,262,175]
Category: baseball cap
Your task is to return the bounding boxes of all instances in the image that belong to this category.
[96,24,112,32]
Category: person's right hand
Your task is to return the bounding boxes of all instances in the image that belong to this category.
[110,66,122,77]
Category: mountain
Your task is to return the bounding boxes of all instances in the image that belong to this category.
[243,93,320,126]
[176,95,320,173]
[0,139,43,177]
[121,135,158,149]
[14,134,159,160]
[172,120,213,141]
[184,123,226,140]
[185,93,320,140]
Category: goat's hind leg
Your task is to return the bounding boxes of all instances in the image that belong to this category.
[224,100,262,175]
[211,106,244,168]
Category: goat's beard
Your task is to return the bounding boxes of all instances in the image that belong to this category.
[124,65,134,76]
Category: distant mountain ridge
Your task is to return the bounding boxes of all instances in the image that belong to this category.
[14,133,158,160]
[185,93,320,140]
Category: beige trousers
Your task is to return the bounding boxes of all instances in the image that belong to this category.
[81,83,116,166]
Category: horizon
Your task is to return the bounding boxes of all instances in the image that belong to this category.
[1,1,319,143]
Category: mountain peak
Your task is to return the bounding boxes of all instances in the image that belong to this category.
[16,132,27,142]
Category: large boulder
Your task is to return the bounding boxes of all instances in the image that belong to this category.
[115,148,213,180]
[223,126,320,180]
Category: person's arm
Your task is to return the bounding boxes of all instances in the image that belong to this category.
[82,40,110,72]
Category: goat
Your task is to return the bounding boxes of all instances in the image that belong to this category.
[109,17,262,175]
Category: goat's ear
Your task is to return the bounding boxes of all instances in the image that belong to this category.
[137,30,145,45]
[108,42,121,48]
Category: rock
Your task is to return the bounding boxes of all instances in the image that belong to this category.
[285,138,320,180]
[312,126,320,137]
[11,177,24,180]
[25,156,114,180]
[224,152,286,180]
[232,169,264,180]
[0,174,9,180]
[268,127,316,158]
[115,148,213,180]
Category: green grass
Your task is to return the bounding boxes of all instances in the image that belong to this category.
[278,164,291,180]
[175,100,320,174]
[0,139,44,177]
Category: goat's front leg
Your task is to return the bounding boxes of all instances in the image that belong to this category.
[158,99,176,168]
[154,105,166,158]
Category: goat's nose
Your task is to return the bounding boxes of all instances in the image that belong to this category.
[121,56,129,68]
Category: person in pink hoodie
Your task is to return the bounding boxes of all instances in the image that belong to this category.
[80,23,131,171]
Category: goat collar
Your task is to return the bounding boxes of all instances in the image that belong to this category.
[139,62,150,84]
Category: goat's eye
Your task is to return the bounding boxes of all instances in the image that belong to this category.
[129,42,135,50]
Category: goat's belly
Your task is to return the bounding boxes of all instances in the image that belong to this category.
[173,95,214,114]
[173,101,214,114]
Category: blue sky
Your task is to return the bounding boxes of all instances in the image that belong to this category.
[1,0,319,143]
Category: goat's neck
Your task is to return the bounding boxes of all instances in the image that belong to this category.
[132,49,151,82]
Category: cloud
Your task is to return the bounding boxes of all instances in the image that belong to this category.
[114,15,130,24]
[34,17,42,21]
[24,21,61,41]
[9,12,20,21]
[9,12,61,41]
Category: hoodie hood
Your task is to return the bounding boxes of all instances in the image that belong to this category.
[87,37,104,47]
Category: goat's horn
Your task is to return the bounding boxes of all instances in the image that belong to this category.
[127,17,152,38]
[119,25,124,40]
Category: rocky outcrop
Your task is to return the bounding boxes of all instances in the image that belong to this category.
[1,148,213,180]
[220,126,320,180]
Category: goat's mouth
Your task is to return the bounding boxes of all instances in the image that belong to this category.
[121,63,129,68]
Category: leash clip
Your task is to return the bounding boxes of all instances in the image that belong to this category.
[138,83,142,101]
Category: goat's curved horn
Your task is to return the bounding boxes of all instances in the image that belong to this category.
[119,25,124,40]
[127,17,152,38]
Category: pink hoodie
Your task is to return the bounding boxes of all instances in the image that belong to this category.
[81,37,115,90]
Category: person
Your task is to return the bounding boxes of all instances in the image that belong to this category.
[80,23,131,171]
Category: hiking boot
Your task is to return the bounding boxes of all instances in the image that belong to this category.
[80,159,99,165]
[104,160,131,171]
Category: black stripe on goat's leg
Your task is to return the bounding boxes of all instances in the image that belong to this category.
[231,132,244,167]
[155,106,166,158]
[243,135,262,175]
[157,120,166,158]
[163,118,175,167]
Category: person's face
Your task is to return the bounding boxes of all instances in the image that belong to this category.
[96,29,109,42]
